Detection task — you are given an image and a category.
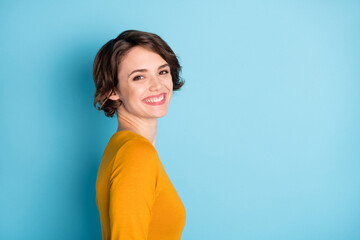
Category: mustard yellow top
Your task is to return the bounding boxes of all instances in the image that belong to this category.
[96,130,186,240]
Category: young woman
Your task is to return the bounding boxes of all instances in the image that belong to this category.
[92,30,186,240]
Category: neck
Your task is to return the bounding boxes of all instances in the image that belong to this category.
[116,110,158,147]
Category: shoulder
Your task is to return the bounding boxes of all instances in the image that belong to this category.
[113,137,159,169]
[109,137,160,185]
[105,131,156,157]
[120,138,157,157]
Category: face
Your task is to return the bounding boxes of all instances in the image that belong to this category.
[111,46,173,119]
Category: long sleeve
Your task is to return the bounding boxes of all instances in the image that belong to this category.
[108,139,160,240]
[96,131,186,240]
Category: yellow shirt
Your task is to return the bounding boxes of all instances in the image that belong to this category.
[96,130,186,240]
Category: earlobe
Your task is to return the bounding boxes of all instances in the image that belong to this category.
[108,90,121,101]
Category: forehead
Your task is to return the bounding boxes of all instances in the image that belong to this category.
[119,46,167,71]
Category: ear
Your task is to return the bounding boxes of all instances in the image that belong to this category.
[108,89,121,101]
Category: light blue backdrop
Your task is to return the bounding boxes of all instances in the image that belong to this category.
[1,0,359,239]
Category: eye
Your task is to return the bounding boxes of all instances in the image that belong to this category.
[133,75,144,81]
[159,69,169,75]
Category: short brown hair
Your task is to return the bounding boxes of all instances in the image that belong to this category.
[92,30,184,117]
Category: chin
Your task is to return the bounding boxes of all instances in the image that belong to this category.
[152,111,169,118]
[147,108,169,118]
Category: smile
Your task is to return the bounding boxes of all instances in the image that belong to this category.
[142,93,166,105]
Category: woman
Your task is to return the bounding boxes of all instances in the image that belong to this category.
[92,30,186,240]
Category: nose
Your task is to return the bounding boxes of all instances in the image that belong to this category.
[149,74,163,91]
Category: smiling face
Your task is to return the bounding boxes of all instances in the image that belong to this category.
[110,46,173,119]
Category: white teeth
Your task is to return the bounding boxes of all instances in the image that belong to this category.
[145,94,164,103]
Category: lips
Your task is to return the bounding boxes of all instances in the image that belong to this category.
[142,93,166,105]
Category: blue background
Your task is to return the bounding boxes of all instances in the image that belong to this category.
[1,0,359,239]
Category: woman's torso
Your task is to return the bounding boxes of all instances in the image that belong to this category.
[96,131,186,240]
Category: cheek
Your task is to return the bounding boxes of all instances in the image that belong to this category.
[118,83,136,105]
[128,86,147,105]
[167,80,173,100]
[167,77,174,90]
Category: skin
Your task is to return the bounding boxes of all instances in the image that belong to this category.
[109,46,173,147]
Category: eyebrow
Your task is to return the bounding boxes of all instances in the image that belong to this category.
[128,63,170,78]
